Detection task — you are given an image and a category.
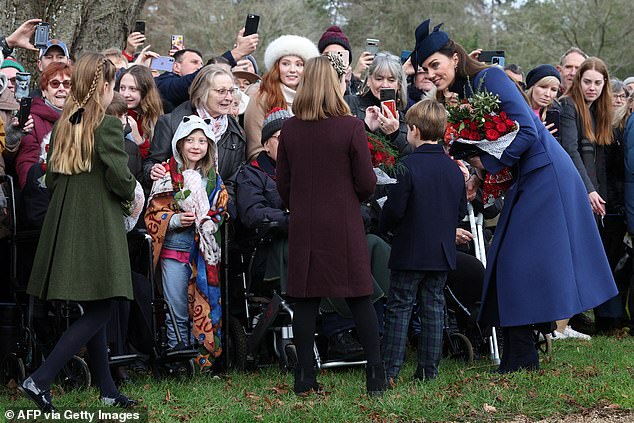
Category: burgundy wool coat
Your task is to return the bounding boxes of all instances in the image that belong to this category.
[276,115,377,298]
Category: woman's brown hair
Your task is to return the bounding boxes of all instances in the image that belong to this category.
[48,53,117,175]
[115,65,163,140]
[258,60,291,113]
[293,56,350,121]
[564,57,613,145]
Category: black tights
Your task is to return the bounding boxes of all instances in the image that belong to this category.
[292,295,382,368]
[30,299,118,398]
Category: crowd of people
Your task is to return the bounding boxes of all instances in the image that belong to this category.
[0,15,631,410]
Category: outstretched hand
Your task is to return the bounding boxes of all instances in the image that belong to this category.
[6,18,42,51]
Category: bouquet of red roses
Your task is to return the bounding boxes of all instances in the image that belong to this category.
[367,131,399,175]
[444,89,518,204]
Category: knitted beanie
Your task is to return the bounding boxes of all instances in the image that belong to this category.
[525,64,561,90]
[318,25,352,57]
[1,57,25,73]
[264,35,319,71]
[261,107,291,144]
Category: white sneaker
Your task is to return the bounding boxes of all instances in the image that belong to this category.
[562,325,591,340]
[553,330,568,340]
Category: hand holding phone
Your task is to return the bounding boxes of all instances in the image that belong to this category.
[150,56,175,72]
[171,35,184,51]
[545,109,560,138]
[366,38,380,55]
[380,88,397,118]
[134,20,145,35]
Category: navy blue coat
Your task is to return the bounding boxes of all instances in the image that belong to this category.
[459,67,618,326]
[623,115,634,233]
[380,143,466,271]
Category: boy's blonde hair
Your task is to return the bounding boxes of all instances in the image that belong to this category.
[405,98,447,141]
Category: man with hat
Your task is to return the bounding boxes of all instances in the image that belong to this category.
[0,57,25,96]
[38,39,70,72]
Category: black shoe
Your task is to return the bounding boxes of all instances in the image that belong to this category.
[366,364,386,396]
[327,330,364,360]
[293,366,322,395]
[19,377,55,412]
[413,368,438,382]
[102,393,138,408]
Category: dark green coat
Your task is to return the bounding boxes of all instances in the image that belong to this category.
[28,115,136,301]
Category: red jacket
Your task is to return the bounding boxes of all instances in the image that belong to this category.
[15,97,60,188]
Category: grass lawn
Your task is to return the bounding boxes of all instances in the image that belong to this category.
[1,335,633,422]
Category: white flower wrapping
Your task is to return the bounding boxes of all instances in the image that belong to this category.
[178,169,222,266]
[123,181,145,232]
[452,122,520,160]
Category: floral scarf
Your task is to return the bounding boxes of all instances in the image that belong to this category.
[145,156,228,370]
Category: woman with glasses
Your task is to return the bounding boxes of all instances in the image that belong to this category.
[346,52,413,155]
[15,61,73,228]
[612,79,630,109]
[145,65,245,216]
[560,58,625,336]
[115,66,163,159]
[243,35,319,161]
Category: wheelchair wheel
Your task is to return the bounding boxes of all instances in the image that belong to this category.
[279,343,297,373]
[56,355,91,391]
[445,333,474,363]
[1,353,26,385]
[227,315,247,370]
[534,330,553,356]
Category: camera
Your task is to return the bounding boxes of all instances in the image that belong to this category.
[34,23,50,49]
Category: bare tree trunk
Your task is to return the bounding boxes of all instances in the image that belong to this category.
[0,0,146,74]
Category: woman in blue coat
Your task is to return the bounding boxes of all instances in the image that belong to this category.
[410,19,617,372]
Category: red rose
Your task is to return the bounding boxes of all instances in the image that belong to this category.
[500,111,508,119]
[163,162,171,172]
[505,119,515,128]
[41,162,46,172]
[496,122,507,133]
[484,121,495,129]
[368,141,374,151]
[486,129,501,140]
[172,173,183,185]
[492,115,503,124]
[375,152,385,163]
[469,122,478,131]
[459,129,470,138]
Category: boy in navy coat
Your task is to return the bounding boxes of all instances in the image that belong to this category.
[380,98,467,383]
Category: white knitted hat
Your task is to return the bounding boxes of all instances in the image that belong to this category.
[172,115,215,164]
[263,35,319,71]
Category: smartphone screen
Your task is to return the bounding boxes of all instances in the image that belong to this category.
[244,14,260,36]
[478,50,505,63]
[134,20,145,34]
[18,97,32,128]
[380,88,396,102]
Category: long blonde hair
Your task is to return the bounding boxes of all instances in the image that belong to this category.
[293,56,350,121]
[49,53,116,174]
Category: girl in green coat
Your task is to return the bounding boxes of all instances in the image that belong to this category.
[20,53,137,411]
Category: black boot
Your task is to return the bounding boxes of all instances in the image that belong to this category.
[498,325,538,373]
[366,363,386,397]
[293,365,321,395]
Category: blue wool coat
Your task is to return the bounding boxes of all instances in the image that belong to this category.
[623,115,634,233]
[456,67,618,327]
[380,143,466,271]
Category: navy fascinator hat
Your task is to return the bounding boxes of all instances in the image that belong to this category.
[410,19,449,70]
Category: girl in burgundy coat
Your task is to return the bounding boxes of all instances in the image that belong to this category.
[276,55,385,396]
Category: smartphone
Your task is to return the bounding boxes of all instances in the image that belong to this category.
[244,14,260,36]
[134,20,145,35]
[15,72,31,100]
[478,50,505,63]
[33,22,50,49]
[150,56,175,72]
[545,109,560,139]
[18,97,32,128]
[400,50,412,64]
[171,35,184,50]
[334,50,350,68]
[366,38,380,55]
[380,88,397,118]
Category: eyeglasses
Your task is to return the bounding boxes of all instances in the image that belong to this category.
[211,87,239,97]
[614,93,627,100]
[49,79,71,89]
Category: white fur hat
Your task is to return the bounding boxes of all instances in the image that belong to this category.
[264,35,319,71]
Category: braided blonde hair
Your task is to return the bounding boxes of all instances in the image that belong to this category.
[49,53,116,175]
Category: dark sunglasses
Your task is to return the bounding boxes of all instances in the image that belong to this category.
[49,79,71,89]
